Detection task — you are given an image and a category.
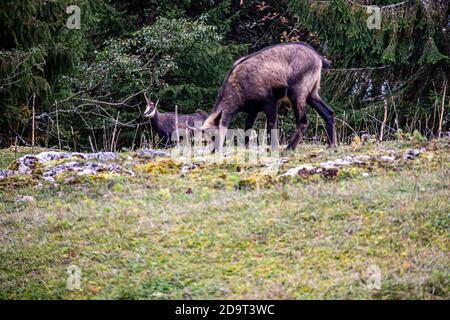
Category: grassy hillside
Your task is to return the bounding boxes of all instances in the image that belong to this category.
[0,138,449,299]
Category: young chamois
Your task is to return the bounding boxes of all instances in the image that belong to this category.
[202,42,336,151]
[143,93,208,146]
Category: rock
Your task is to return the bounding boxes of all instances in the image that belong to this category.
[64,176,77,184]
[41,161,124,178]
[180,164,199,174]
[11,151,119,175]
[380,155,395,161]
[321,167,339,178]
[3,150,132,184]
[282,164,315,176]
[0,169,16,179]
[32,151,117,162]
[264,159,287,173]
[14,155,39,173]
[320,156,354,168]
[136,149,169,159]
[361,133,374,143]
[15,195,34,202]
[279,152,404,179]
[43,176,56,183]
[403,149,422,160]
[85,152,118,161]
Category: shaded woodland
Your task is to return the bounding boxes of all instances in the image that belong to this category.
[1,0,449,150]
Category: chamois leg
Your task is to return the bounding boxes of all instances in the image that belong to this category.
[287,93,308,150]
[264,99,279,150]
[307,95,336,147]
[244,111,259,148]
[213,111,234,154]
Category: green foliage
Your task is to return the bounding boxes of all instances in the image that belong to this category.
[72,16,242,102]
[146,17,244,111]
[61,17,244,148]
[418,37,450,65]
[0,0,93,145]
[75,15,243,103]
[288,0,449,68]
[154,0,235,34]
[288,0,449,137]
[1,0,449,149]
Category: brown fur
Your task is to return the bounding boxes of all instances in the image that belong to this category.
[143,95,208,146]
[202,42,336,150]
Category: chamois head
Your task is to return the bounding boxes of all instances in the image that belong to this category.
[143,92,158,118]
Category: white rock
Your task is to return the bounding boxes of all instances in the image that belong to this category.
[0,169,16,179]
[15,195,34,202]
[403,149,422,160]
[380,155,395,161]
[43,176,55,183]
[282,164,315,176]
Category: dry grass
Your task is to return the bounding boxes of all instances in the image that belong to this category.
[0,138,449,299]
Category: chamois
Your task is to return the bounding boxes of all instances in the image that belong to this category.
[143,93,208,146]
[202,42,336,150]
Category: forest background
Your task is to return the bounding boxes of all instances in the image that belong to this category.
[1,0,449,150]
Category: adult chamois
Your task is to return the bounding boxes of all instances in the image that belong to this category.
[143,93,208,146]
[202,42,336,151]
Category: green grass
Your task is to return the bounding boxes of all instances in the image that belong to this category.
[0,139,449,299]
[0,146,51,168]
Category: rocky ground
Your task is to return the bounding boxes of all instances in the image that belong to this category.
[0,137,449,299]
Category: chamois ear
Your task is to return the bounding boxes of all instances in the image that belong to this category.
[155,99,159,110]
